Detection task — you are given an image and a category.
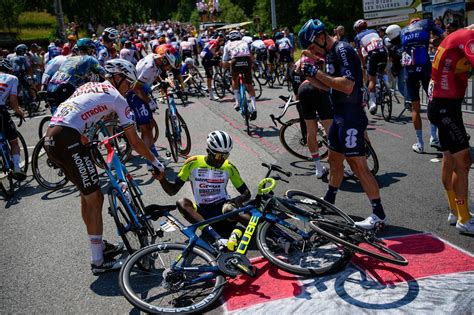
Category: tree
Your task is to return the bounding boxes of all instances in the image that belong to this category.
[219,0,248,24]
[0,0,26,37]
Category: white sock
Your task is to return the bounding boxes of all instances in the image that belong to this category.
[233,90,240,103]
[12,154,20,170]
[251,96,257,111]
[89,235,104,265]
[369,92,376,104]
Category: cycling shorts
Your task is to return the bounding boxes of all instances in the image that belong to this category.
[268,50,277,64]
[126,90,152,125]
[405,63,431,102]
[367,49,387,77]
[278,50,292,63]
[0,109,18,141]
[194,198,234,237]
[44,125,100,195]
[230,56,252,85]
[201,58,214,79]
[256,51,267,62]
[182,50,193,60]
[298,83,333,121]
[428,98,469,154]
[327,115,368,157]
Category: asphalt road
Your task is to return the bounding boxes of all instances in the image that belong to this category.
[1,82,473,314]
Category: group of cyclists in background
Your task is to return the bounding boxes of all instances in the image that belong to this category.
[0,15,473,278]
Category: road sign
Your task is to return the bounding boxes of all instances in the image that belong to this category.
[364,7,416,19]
[367,15,409,27]
[363,0,414,13]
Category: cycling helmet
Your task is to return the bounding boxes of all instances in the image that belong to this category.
[76,38,96,53]
[298,19,325,49]
[155,44,177,69]
[207,130,233,153]
[182,34,189,41]
[104,59,138,82]
[386,24,401,40]
[353,19,368,32]
[15,44,28,55]
[275,32,284,40]
[0,58,13,71]
[185,57,194,66]
[228,30,242,41]
[103,27,119,41]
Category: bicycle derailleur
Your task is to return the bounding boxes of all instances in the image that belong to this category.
[217,252,255,277]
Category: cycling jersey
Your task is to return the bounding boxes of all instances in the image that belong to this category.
[429,28,474,100]
[180,41,193,56]
[200,39,220,59]
[0,73,18,107]
[42,55,68,87]
[48,45,63,60]
[96,44,112,66]
[8,55,30,77]
[401,19,444,67]
[119,48,137,65]
[263,39,276,51]
[136,54,161,85]
[222,40,251,61]
[276,37,292,52]
[50,81,135,134]
[48,55,105,90]
[251,40,266,52]
[354,29,384,57]
[177,155,246,205]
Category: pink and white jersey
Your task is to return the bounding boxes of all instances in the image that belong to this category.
[50,81,134,134]
[136,54,161,85]
[222,40,251,61]
[119,48,137,65]
[180,40,193,52]
[0,73,18,107]
[359,32,384,56]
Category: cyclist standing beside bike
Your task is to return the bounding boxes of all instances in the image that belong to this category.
[299,18,386,229]
[0,58,26,180]
[154,130,251,245]
[44,59,165,274]
[401,18,445,153]
[427,25,474,234]
[353,19,388,115]
[8,44,36,105]
[223,30,258,120]
[200,34,225,101]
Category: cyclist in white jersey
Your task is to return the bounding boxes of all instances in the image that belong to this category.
[119,41,137,65]
[44,59,164,274]
[0,58,26,180]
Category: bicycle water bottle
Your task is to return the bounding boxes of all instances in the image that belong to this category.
[227,228,243,251]
[119,180,132,204]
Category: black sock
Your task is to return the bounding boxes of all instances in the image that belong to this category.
[324,185,338,204]
[371,198,385,219]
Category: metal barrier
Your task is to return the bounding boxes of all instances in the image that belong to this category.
[419,79,474,113]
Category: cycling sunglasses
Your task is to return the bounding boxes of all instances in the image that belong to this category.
[208,149,229,160]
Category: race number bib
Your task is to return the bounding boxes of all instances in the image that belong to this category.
[401,52,413,66]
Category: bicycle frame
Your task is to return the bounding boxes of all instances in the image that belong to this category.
[0,132,12,172]
[270,94,299,127]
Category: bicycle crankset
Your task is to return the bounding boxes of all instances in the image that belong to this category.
[217,252,255,277]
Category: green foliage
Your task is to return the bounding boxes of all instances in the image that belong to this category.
[0,0,26,34]
[17,27,51,41]
[19,11,56,28]
[218,0,248,24]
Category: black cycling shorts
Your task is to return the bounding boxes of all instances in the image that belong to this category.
[405,63,431,102]
[298,82,333,121]
[256,50,267,62]
[268,50,277,64]
[201,58,214,79]
[194,199,234,237]
[367,49,388,77]
[230,56,252,85]
[278,50,292,63]
[327,114,368,157]
[0,109,18,141]
[182,50,192,60]
[44,125,100,195]
[428,98,469,154]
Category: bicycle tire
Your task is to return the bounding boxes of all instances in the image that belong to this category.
[309,220,408,266]
[241,87,250,136]
[252,77,262,100]
[0,148,14,197]
[119,243,225,314]
[108,187,149,256]
[38,116,51,139]
[165,108,179,162]
[31,137,68,190]
[381,88,393,122]
[365,139,379,175]
[224,69,233,94]
[279,119,328,161]
[16,131,29,174]
[151,116,159,143]
[213,73,226,99]
[175,112,191,156]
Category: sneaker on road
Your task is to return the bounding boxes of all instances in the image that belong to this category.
[91,257,125,275]
[412,142,424,154]
[315,166,328,179]
[456,218,474,235]
[103,240,124,257]
[430,137,442,150]
[449,211,474,226]
[12,169,27,181]
[209,94,220,101]
[368,100,377,115]
[355,214,387,230]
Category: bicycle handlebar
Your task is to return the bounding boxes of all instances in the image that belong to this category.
[261,162,292,178]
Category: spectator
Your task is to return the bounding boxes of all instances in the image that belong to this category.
[334,25,348,42]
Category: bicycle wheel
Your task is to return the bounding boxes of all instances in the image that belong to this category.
[0,148,14,197]
[224,69,233,93]
[381,88,393,122]
[309,220,408,266]
[365,139,379,175]
[38,116,51,139]
[108,187,149,256]
[252,77,262,100]
[32,138,69,190]
[119,243,225,314]
[213,73,226,99]
[165,108,179,162]
[241,89,250,136]
[151,116,159,143]
[176,112,191,156]
[279,119,328,161]
[16,131,28,174]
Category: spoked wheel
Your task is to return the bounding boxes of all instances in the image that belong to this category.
[365,139,379,175]
[119,243,225,314]
[213,73,226,99]
[381,89,393,122]
[108,188,149,260]
[279,119,328,161]
[0,154,14,197]
[223,69,233,94]
[165,109,179,162]
[38,116,52,139]
[252,78,262,100]
[32,138,69,190]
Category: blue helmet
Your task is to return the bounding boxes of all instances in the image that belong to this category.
[15,44,28,55]
[298,19,325,49]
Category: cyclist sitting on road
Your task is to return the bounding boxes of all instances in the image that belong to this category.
[0,58,26,180]
[154,130,251,245]
[129,46,176,169]
[46,38,105,114]
[223,30,258,120]
[353,19,388,115]
[400,18,445,153]
[44,59,165,274]
[427,25,474,234]
[299,18,387,230]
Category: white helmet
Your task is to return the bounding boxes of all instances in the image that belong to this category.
[103,27,119,41]
[184,57,194,66]
[386,24,401,41]
[104,59,138,82]
[228,30,242,41]
[353,19,368,32]
[207,130,233,153]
